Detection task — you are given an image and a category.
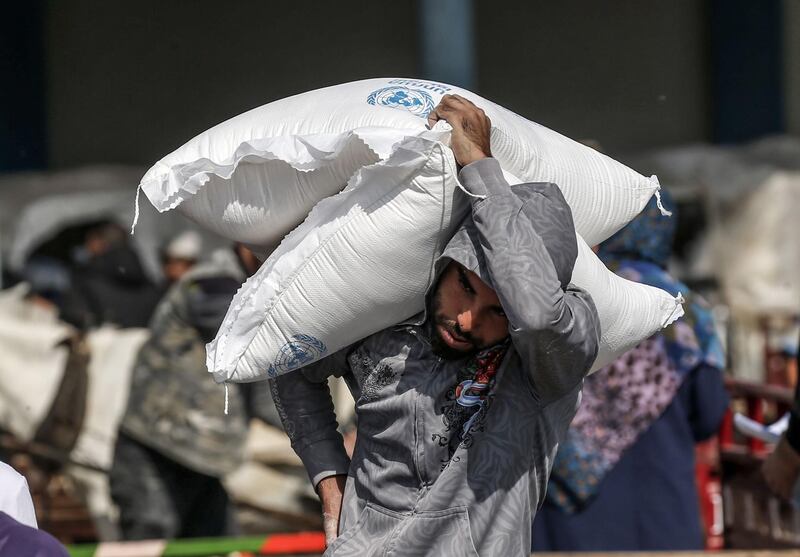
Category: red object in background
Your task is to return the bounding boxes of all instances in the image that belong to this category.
[718,378,798,548]
[260,531,327,555]
[695,438,724,550]
[700,378,794,550]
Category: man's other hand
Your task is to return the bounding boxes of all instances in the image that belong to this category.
[427,94,492,168]
[317,474,347,546]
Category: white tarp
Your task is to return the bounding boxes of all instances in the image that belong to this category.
[715,171,800,316]
[66,326,150,539]
[0,284,72,441]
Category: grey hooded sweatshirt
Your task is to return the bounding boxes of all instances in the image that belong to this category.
[270,158,601,556]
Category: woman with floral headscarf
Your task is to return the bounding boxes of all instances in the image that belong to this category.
[532,192,729,551]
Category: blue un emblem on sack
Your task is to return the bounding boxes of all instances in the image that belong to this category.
[367,86,435,118]
[268,334,327,377]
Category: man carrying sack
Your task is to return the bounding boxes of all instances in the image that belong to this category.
[270,95,601,556]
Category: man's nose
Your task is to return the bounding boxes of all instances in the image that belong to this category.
[457,310,473,333]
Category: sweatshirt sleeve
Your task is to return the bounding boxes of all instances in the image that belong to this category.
[458,158,601,405]
[268,349,352,487]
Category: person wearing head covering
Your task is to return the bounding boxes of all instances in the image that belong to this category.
[110,245,263,540]
[269,96,601,556]
[532,192,729,551]
[63,221,161,329]
[160,230,203,284]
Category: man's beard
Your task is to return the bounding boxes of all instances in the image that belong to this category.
[429,290,479,361]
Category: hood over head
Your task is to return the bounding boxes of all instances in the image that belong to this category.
[424,182,578,320]
[84,245,150,286]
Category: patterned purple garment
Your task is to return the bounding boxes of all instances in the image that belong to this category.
[548,338,681,508]
[573,338,681,462]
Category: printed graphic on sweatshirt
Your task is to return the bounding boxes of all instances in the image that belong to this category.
[432,344,507,470]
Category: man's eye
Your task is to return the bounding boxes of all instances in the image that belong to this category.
[494,307,507,318]
[458,271,475,294]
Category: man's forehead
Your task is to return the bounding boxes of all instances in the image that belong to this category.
[449,261,498,298]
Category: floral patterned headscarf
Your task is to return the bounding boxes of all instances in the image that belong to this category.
[547,192,725,512]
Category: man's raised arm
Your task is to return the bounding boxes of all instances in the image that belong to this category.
[428,95,600,404]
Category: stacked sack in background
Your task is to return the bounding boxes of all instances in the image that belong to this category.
[135,77,683,385]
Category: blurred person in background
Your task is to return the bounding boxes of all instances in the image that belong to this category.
[19,256,72,311]
[762,332,800,499]
[532,193,729,551]
[14,256,90,469]
[61,221,160,329]
[109,245,264,540]
[160,230,202,285]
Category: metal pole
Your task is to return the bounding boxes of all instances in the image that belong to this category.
[418,0,476,90]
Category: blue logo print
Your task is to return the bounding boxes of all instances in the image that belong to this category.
[367,86,436,118]
[269,334,327,377]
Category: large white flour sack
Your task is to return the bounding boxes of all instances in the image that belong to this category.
[207,138,682,384]
[206,135,468,383]
[139,78,662,247]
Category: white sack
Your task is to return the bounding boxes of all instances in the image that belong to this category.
[64,326,149,537]
[140,78,661,247]
[571,238,684,371]
[71,326,150,471]
[207,137,682,384]
[206,134,467,383]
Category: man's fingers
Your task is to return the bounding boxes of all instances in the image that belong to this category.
[426,108,441,128]
[427,104,460,129]
[427,105,452,127]
[427,94,492,165]
[449,95,490,123]
[430,95,488,125]
[448,94,473,106]
[445,94,483,114]
[437,95,469,116]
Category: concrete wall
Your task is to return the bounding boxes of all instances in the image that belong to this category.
[45,1,711,167]
[44,1,418,167]
[477,0,710,152]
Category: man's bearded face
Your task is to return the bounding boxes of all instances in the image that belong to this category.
[430,261,510,360]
